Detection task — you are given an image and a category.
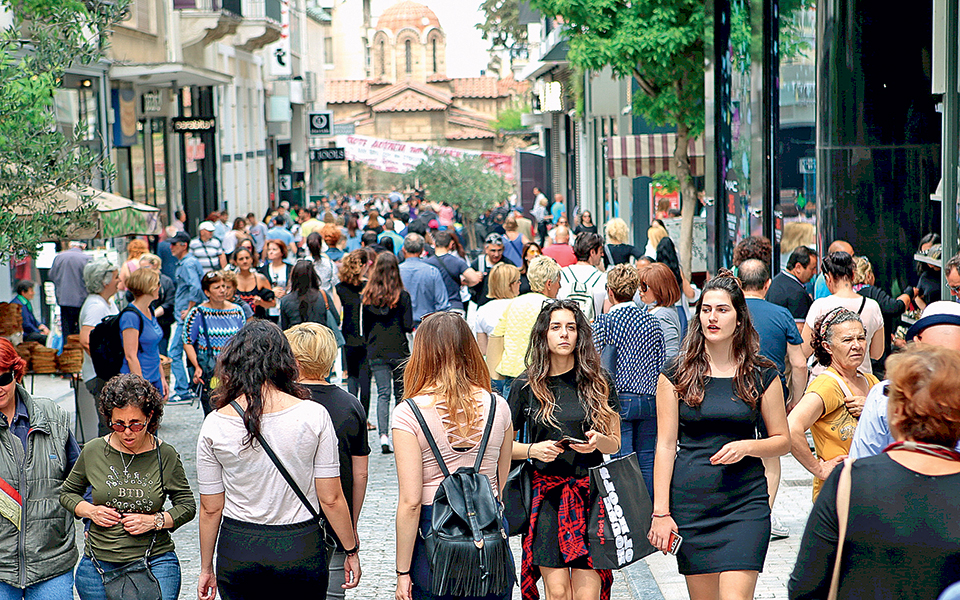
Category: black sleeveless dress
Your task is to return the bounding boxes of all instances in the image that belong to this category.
[663,358,777,575]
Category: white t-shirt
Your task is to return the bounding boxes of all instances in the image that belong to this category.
[196,401,340,524]
[558,263,607,318]
[79,294,118,382]
[474,298,514,336]
[805,294,884,375]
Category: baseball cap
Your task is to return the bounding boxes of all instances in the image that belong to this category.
[198,221,216,232]
[905,301,960,341]
[428,219,439,230]
[170,231,191,244]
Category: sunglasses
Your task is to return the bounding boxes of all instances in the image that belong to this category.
[950,284,960,295]
[109,421,147,433]
[0,372,14,386]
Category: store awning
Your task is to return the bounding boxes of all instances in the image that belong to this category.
[606,134,705,179]
[15,186,161,239]
[109,63,232,88]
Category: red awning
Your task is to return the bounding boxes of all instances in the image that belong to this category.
[605,134,705,179]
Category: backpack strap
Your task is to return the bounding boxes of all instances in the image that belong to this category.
[404,398,451,478]
[604,244,615,266]
[821,369,854,399]
[472,394,497,472]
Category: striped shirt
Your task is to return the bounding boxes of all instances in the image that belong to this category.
[182,304,246,354]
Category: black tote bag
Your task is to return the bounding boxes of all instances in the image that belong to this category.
[587,453,656,569]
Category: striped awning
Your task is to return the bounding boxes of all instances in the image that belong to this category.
[605,134,705,179]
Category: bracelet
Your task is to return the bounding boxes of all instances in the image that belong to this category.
[526,444,532,460]
[396,569,410,576]
[344,542,359,556]
[652,512,671,519]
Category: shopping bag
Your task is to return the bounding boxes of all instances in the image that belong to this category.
[587,453,655,569]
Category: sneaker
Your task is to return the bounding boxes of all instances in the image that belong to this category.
[381,434,393,454]
[167,394,196,405]
[770,516,789,540]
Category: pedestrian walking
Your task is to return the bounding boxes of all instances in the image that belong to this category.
[62,373,196,600]
[231,247,275,320]
[196,321,360,600]
[852,255,911,373]
[245,213,268,255]
[190,222,227,273]
[258,240,292,324]
[398,233,450,326]
[558,233,607,320]
[78,259,120,439]
[285,323,370,600]
[637,263,683,361]
[519,242,542,295]
[169,232,205,404]
[120,267,168,400]
[221,218,250,256]
[0,338,80,599]
[337,250,373,426]
[541,226,575,267]
[137,254,175,358]
[362,252,414,453]
[118,238,148,291]
[393,312,515,600]
[49,241,91,336]
[766,245,818,330]
[508,300,621,600]
[306,232,341,309]
[470,234,515,309]
[473,262,521,356]
[279,260,341,332]
[183,272,247,415]
[602,218,644,268]
[425,230,482,317]
[649,272,790,600]
[788,345,960,600]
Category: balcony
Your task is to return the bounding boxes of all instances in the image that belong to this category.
[176,0,243,48]
[235,0,282,52]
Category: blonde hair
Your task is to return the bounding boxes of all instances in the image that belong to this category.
[504,214,518,232]
[604,218,629,244]
[285,323,338,380]
[217,269,238,289]
[126,239,148,260]
[647,224,668,250]
[606,264,640,302]
[125,266,159,297]
[527,256,561,293]
[853,256,873,285]
[487,262,521,299]
[138,253,161,270]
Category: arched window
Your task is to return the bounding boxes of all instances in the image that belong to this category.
[431,38,438,73]
[379,40,386,77]
[404,39,412,75]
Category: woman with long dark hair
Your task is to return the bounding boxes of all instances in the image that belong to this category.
[280,260,341,332]
[343,214,362,252]
[362,252,414,453]
[508,300,621,600]
[196,321,360,600]
[306,232,341,313]
[393,313,515,600]
[337,249,373,426]
[518,241,542,295]
[231,247,274,319]
[649,272,790,600]
[655,236,698,333]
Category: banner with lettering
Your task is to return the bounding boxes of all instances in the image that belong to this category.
[337,134,513,180]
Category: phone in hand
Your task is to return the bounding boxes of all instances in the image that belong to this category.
[667,531,683,555]
[555,436,587,449]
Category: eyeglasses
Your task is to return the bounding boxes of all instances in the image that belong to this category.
[0,372,14,386]
[950,284,960,295]
[109,421,147,433]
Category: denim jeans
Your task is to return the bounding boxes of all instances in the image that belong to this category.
[75,551,181,600]
[169,322,191,397]
[614,392,657,499]
[371,359,405,436]
[0,570,73,600]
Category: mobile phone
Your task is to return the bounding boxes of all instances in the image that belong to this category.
[667,531,683,555]
[555,436,587,448]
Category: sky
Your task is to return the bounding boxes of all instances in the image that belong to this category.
[369,0,492,78]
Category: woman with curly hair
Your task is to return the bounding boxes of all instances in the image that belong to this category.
[789,308,879,500]
[649,272,789,600]
[507,300,621,600]
[62,373,196,600]
[337,250,373,423]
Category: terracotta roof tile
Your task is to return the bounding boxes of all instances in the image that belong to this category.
[373,91,447,112]
[446,128,496,140]
[450,77,502,98]
[375,1,441,33]
[326,80,369,104]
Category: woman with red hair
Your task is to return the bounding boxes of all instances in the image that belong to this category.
[0,338,80,598]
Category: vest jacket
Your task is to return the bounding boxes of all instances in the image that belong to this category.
[0,385,77,588]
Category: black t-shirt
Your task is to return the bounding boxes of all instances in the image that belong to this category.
[508,369,620,478]
[303,383,371,517]
[766,271,813,321]
[788,453,960,600]
[602,243,645,267]
[336,281,365,347]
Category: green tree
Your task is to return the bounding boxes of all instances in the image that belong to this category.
[0,0,125,261]
[403,153,511,248]
[476,0,528,69]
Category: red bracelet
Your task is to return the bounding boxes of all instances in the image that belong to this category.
[652,512,671,518]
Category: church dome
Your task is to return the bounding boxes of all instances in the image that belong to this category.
[376,1,441,33]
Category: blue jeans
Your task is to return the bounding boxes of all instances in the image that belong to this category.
[169,322,190,397]
[614,393,657,499]
[371,359,405,437]
[0,571,73,600]
[75,551,181,600]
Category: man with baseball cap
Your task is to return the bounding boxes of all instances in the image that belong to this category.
[850,301,960,457]
[190,221,226,272]
[169,231,206,402]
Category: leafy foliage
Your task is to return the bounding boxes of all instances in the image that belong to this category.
[477,0,529,59]
[652,172,680,196]
[322,167,363,197]
[491,97,531,132]
[0,0,126,261]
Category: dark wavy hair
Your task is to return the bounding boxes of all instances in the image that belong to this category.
[656,237,683,288]
[290,260,321,322]
[362,252,403,308]
[212,320,308,447]
[98,374,164,433]
[674,271,776,408]
[523,299,617,435]
[810,308,863,367]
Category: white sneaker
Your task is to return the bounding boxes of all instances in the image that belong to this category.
[770,516,789,540]
[380,434,393,454]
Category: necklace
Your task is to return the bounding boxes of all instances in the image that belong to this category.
[112,433,146,478]
[884,441,960,462]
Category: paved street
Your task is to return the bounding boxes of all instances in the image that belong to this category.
[29,373,814,600]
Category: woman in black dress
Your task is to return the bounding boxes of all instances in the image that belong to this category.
[508,299,620,600]
[648,271,790,600]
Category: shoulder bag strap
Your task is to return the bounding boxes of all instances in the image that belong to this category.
[228,400,322,523]
[856,295,866,315]
[472,393,498,471]
[827,457,855,600]
[403,398,450,478]
[604,244,615,265]
[821,369,854,399]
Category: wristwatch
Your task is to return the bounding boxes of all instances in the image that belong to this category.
[153,513,164,531]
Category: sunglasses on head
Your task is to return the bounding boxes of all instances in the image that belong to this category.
[109,421,147,433]
[0,372,15,386]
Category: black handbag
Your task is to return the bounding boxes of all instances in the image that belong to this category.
[587,452,656,570]
[502,395,532,536]
[91,440,163,600]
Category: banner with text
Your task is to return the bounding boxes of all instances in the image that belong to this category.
[337,134,513,180]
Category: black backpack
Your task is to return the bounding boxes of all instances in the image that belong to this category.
[403,397,512,597]
[89,306,143,381]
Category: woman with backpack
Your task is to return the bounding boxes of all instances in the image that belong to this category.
[507,300,621,600]
[393,312,515,600]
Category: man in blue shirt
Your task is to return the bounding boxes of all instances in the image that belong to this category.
[850,301,960,458]
[169,232,205,402]
[425,230,482,316]
[266,217,295,250]
[550,193,566,224]
[741,259,808,540]
[398,233,450,326]
[246,213,269,254]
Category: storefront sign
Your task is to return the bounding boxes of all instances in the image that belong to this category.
[311,148,345,161]
[172,117,216,132]
[266,0,292,77]
[309,111,333,136]
[337,134,513,179]
[142,91,163,113]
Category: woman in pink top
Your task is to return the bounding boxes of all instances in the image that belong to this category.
[393,312,515,600]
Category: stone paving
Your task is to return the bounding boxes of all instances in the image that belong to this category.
[32,372,814,599]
